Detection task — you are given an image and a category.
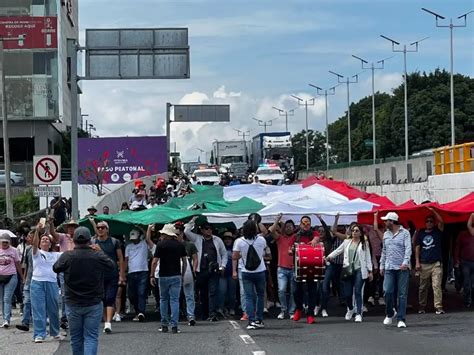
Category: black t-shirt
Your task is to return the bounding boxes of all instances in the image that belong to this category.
[416,228,443,263]
[93,237,121,277]
[154,239,186,277]
[200,238,217,271]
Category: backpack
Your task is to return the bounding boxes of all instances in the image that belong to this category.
[244,239,261,271]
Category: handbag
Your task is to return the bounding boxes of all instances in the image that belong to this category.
[341,242,360,280]
[0,274,13,285]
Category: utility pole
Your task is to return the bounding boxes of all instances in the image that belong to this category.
[422,8,473,146]
[381,35,428,161]
[272,107,295,132]
[291,95,315,171]
[353,55,390,167]
[308,85,336,172]
[1,35,25,219]
[328,71,360,164]
[234,128,250,164]
[68,39,79,220]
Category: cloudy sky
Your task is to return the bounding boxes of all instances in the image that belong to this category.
[79,0,474,162]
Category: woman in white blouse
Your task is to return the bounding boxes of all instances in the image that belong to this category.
[327,224,373,323]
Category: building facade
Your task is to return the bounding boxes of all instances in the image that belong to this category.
[0,0,79,174]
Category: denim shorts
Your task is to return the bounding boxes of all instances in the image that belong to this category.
[103,276,119,307]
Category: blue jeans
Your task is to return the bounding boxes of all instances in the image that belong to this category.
[322,263,343,309]
[21,284,32,326]
[238,269,246,313]
[31,280,60,339]
[461,261,474,305]
[59,273,67,322]
[218,275,237,312]
[66,302,103,355]
[242,271,266,323]
[277,267,296,314]
[182,280,195,320]
[383,269,410,321]
[127,271,148,315]
[159,276,182,327]
[0,274,18,322]
[343,269,365,315]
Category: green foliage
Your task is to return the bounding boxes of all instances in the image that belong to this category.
[0,189,39,217]
[291,129,327,170]
[327,69,474,163]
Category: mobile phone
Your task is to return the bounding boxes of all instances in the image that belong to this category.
[39,217,46,228]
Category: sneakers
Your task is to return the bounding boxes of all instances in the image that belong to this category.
[1,321,9,328]
[188,319,196,326]
[344,308,354,321]
[383,311,397,325]
[321,309,329,318]
[263,308,269,314]
[138,313,145,322]
[293,309,302,321]
[113,313,122,322]
[397,320,407,328]
[435,309,445,315]
[103,322,112,334]
[355,314,363,323]
[289,314,295,320]
[418,309,426,314]
[240,313,248,321]
[246,322,257,330]
[60,320,69,330]
[314,306,321,316]
[159,326,169,333]
[254,320,265,328]
[277,312,285,320]
[378,298,386,306]
[16,324,29,332]
[306,316,315,324]
[171,326,180,334]
[368,296,375,306]
[34,337,44,343]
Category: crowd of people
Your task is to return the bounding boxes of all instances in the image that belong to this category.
[0,202,473,354]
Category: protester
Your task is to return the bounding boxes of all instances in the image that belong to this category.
[86,206,98,218]
[184,217,227,321]
[147,196,158,209]
[125,228,154,322]
[89,219,126,334]
[50,196,68,226]
[150,224,187,334]
[233,220,268,330]
[130,191,147,211]
[0,233,22,328]
[103,206,110,215]
[53,226,115,355]
[218,231,237,318]
[30,223,62,343]
[15,231,34,332]
[415,207,445,314]
[327,224,373,323]
[380,212,412,328]
[454,213,474,308]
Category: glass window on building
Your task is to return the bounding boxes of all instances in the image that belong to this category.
[0,0,57,16]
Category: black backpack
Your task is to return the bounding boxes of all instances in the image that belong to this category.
[244,239,261,271]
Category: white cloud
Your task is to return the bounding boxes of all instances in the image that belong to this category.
[213,85,241,99]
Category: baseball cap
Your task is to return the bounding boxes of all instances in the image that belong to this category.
[73,227,91,243]
[381,212,399,222]
[129,229,141,240]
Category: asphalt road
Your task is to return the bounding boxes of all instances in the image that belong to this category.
[52,307,474,355]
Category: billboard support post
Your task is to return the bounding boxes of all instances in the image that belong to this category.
[166,102,171,171]
[68,38,79,220]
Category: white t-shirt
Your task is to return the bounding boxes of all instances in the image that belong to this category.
[125,240,149,273]
[233,236,267,273]
[32,250,62,283]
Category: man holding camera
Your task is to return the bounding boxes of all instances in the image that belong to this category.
[184,217,227,322]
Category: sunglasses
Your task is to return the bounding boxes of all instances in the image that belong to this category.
[97,226,107,230]
[352,229,361,233]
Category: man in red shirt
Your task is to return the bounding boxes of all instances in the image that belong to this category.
[270,216,296,320]
[455,213,474,307]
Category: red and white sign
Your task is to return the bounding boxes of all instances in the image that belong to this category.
[33,155,61,185]
[0,16,57,49]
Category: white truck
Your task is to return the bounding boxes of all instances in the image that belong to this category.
[212,140,249,180]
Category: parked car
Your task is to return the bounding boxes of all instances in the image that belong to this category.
[0,170,24,185]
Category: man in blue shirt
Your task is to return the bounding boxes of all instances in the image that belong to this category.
[380,212,411,329]
[415,207,445,315]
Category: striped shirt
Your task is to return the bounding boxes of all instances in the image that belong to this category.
[380,226,412,271]
[330,237,344,265]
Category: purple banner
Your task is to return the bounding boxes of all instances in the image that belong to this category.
[78,136,167,184]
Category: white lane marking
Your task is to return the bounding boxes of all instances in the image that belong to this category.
[240,335,256,344]
[252,352,266,355]
[229,320,240,329]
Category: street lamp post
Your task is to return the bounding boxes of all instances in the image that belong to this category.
[352,55,390,166]
[0,35,25,219]
[252,117,278,133]
[328,71,360,164]
[422,8,473,146]
[195,147,205,163]
[308,85,336,172]
[234,128,250,164]
[381,35,428,161]
[291,95,315,170]
[272,107,295,132]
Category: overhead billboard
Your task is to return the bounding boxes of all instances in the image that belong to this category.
[78,136,167,184]
[173,104,230,122]
[0,16,57,49]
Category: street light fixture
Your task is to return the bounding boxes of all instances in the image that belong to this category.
[234,128,251,163]
[308,84,336,172]
[422,7,473,146]
[291,95,315,171]
[272,106,295,132]
[380,34,428,162]
[328,71,361,164]
[352,55,392,167]
[252,116,278,133]
[195,147,205,163]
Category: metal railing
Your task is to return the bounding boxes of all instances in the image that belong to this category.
[433,142,474,175]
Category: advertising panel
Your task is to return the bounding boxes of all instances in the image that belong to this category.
[78,136,167,184]
[0,16,57,49]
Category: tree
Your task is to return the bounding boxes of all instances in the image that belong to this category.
[291,130,327,170]
[78,153,110,196]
